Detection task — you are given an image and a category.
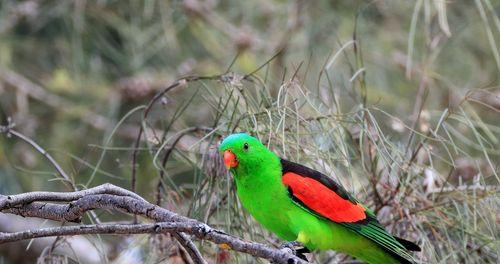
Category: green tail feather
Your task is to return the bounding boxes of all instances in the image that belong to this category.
[339,214,417,264]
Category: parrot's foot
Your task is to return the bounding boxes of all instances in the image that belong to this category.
[279,241,310,261]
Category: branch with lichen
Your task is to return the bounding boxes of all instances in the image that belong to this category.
[0,184,309,264]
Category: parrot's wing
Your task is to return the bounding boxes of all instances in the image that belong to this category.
[280,159,417,264]
[281,159,366,223]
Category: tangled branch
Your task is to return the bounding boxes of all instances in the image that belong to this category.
[0,184,309,264]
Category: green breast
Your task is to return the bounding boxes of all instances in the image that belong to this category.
[234,171,298,241]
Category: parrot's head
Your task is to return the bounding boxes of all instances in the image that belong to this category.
[219,133,273,174]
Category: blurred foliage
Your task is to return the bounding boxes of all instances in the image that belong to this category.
[0,0,499,263]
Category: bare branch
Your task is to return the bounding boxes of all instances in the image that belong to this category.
[0,184,309,264]
[0,221,307,264]
[0,183,145,209]
[0,222,190,245]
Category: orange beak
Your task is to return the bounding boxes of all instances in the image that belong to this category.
[223,150,238,169]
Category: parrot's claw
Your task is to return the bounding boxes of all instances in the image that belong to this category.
[280,241,302,248]
[279,241,309,261]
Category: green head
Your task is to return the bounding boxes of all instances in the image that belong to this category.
[219,133,277,176]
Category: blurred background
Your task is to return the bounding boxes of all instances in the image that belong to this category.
[0,0,499,263]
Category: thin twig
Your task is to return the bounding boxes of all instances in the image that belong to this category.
[132,75,223,194]
[155,127,210,205]
[173,232,207,264]
[0,121,103,225]
[0,125,75,190]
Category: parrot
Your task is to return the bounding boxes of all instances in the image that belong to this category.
[219,133,420,264]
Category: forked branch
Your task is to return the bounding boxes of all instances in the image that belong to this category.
[0,184,309,264]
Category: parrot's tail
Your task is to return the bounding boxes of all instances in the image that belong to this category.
[379,237,420,264]
[395,237,421,252]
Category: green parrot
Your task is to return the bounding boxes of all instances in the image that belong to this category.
[219,133,420,264]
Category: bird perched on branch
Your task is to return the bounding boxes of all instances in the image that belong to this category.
[219,133,420,264]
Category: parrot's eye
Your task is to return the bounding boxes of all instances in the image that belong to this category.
[243,143,249,151]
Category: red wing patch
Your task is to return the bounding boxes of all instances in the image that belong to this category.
[282,172,366,223]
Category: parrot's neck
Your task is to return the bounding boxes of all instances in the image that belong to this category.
[232,151,284,192]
